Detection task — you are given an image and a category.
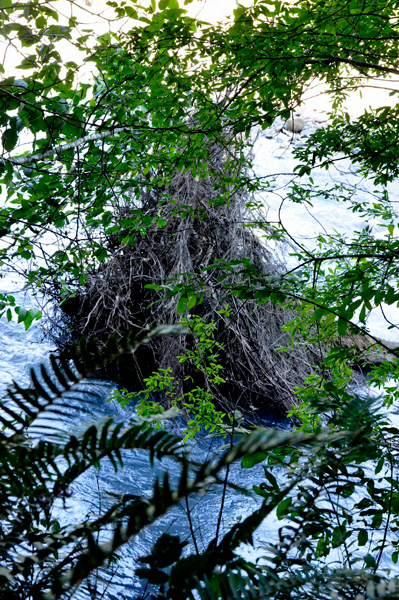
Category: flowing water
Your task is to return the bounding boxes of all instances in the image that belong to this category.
[2,123,399,597]
[0,270,290,598]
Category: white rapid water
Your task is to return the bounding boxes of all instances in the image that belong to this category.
[1,113,399,597]
[0,271,54,392]
[253,113,399,343]
[0,269,288,598]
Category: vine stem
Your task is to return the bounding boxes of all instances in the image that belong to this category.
[185,496,199,555]
[214,463,230,547]
[375,448,394,569]
[214,428,235,548]
[2,127,131,165]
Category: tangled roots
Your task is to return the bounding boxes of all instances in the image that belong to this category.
[56,139,323,421]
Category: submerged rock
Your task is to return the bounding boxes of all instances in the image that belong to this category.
[334,333,398,365]
[285,117,305,133]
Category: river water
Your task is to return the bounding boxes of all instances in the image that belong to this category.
[0,269,290,598]
[2,123,399,597]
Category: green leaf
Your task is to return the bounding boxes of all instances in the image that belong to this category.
[364,553,376,568]
[337,318,347,336]
[294,164,312,177]
[233,6,246,20]
[36,16,46,28]
[358,529,368,546]
[177,296,186,314]
[186,295,197,310]
[16,307,28,324]
[139,533,187,569]
[276,497,292,520]
[253,485,269,498]
[97,32,111,46]
[2,119,17,152]
[323,313,336,326]
[95,248,107,262]
[125,5,138,18]
[135,568,169,585]
[264,469,278,489]
[241,450,267,469]
[145,284,166,291]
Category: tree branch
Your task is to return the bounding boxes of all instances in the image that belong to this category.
[1,127,132,166]
[321,55,399,76]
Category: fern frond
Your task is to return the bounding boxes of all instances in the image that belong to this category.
[4,325,184,441]
[0,322,362,600]
[33,429,351,599]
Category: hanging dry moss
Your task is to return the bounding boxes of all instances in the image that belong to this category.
[55,137,324,422]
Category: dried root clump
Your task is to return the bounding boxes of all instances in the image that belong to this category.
[56,138,323,421]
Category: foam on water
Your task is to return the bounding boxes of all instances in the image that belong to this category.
[252,123,399,343]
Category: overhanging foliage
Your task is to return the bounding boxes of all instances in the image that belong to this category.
[2,0,399,598]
